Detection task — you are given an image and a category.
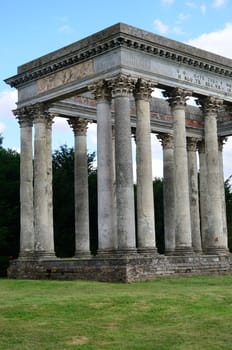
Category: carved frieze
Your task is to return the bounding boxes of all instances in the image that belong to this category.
[36,60,94,94]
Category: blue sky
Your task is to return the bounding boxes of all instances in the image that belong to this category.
[1,0,232,178]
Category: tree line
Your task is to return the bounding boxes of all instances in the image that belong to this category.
[0,136,231,275]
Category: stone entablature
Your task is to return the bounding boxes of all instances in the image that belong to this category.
[5,23,232,88]
[5,23,232,106]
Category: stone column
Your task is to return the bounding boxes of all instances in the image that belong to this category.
[68,117,91,257]
[33,104,55,258]
[14,107,34,258]
[218,136,228,244]
[164,88,193,255]
[109,74,136,253]
[197,140,208,252]
[111,125,117,245]
[91,80,117,254]
[187,137,202,253]
[46,114,55,255]
[133,78,157,253]
[198,97,228,254]
[157,133,175,255]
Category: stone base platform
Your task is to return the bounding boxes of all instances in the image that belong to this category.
[8,253,232,283]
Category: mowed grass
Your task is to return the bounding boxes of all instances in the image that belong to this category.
[0,275,232,350]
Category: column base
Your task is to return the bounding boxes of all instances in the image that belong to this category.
[18,251,35,260]
[34,251,56,260]
[116,248,138,257]
[193,249,202,254]
[174,246,194,256]
[205,247,229,256]
[74,250,92,259]
[96,249,119,258]
[165,249,175,256]
[137,247,158,255]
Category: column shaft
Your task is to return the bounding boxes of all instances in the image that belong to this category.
[110,75,136,252]
[165,88,193,255]
[33,105,54,258]
[157,134,175,255]
[92,80,117,253]
[187,137,202,253]
[46,116,55,254]
[15,108,34,258]
[134,79,156,253]
[218,137,228,246]
[69,118,91,257]
[200,97,228,254]
[198,140,208,252]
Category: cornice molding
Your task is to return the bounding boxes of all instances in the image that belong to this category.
[5,29,232,89]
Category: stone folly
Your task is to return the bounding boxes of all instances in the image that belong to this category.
[5,23,232,282]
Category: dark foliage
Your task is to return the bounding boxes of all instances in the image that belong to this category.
[0,137,20,275]
[225,176,232,251]
[153,178,165,253]
[52,144,97,256]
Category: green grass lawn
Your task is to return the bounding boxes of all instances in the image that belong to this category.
[0,275,232,350]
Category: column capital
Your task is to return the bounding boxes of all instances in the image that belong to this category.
[89,79,111,102]
[157,133,174,149]
[28,103,49,124]
[108,74,135,98]
[187,137,199,152]
[197,139,205,153]
[163,87,192,107]
[218,136,228,151]
[46,113,55,129]
[13,107,33,127]
[197,96,223,114]
[68,117,89,136]
[133,78,156,101]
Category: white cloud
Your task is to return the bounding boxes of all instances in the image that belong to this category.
[186,1,198,8]
[200,4,207,14]
[0,122,6,133]
[87,122,97,153]
[187,22,232,58]
[178,12,190,21]
[213,0,225,7]
[154,19,169,34]
[53,117,70,131]
[161,0,174,4]
[173,26,185,35]
[58,25,74,35]
[0,90,17,119]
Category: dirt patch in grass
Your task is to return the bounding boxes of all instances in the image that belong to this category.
[68,336,88,345]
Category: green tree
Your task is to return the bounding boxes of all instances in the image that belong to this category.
[153,178,164,253]
[225,176,232,252]
[0,136,20,275]
[52,145,97,257]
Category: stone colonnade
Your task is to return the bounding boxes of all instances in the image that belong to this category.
[14,75,229,259]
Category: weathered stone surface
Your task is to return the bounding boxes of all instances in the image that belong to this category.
[8,255,232,282]
[5,23,232,282]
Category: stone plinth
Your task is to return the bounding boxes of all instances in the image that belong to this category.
[8,254,232,283]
